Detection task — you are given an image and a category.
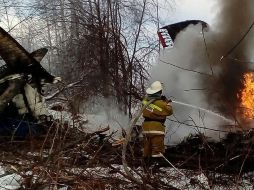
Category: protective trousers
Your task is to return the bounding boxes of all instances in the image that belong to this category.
[143,134,164,157]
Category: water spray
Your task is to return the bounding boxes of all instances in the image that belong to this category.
[172,100,234,123]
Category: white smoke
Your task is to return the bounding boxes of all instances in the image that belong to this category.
[150,25,233,145]
[81,97,129,136]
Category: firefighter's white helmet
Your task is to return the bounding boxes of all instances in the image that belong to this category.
[146,81,163,95]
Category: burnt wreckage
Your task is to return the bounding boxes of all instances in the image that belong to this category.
[0,27,59,137]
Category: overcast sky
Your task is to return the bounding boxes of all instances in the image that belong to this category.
[0,0,216,31]
[159,0,215,26]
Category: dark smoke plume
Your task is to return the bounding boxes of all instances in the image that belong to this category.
[150,0,254,143]
[203,0,254,118]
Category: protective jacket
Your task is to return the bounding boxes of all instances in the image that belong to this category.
[142,97,173,135]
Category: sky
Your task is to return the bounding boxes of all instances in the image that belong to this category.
[159,0,215,26]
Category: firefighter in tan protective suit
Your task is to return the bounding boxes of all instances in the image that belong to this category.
[142,81,173,166]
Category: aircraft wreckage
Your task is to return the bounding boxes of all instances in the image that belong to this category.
[0,27,60,137]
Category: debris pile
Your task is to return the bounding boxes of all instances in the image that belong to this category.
[0,123,253,189]
[166,131,254,173]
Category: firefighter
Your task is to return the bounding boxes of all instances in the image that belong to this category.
[142,81,173,167]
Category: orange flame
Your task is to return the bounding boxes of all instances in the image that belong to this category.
[238,72,254,119]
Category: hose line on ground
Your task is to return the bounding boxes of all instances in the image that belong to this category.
[122,98,155,189]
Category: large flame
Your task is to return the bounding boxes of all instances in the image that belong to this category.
[238,72,254,119]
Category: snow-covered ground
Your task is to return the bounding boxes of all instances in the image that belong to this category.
[0,164,253,190]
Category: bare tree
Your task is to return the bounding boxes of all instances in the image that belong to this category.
[0,0,166,116]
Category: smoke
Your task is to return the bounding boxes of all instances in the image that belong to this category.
[150,0,254,144]
[203,0,254,117]
[152,26,230,144]
[81,96,129,135]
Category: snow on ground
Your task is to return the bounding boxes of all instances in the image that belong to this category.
[55,165,254,189]
[0,162,250,190]
[0,174,22,190]
[0,166,22,190]
[0,165,68,190]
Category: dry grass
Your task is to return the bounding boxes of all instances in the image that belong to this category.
[0,121,253,189]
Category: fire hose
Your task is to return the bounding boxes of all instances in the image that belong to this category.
[122,99,155,189]
[121,98,194,189]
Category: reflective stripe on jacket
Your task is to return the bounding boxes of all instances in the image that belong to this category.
[142,100,162,112]
[142,98,173,135]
